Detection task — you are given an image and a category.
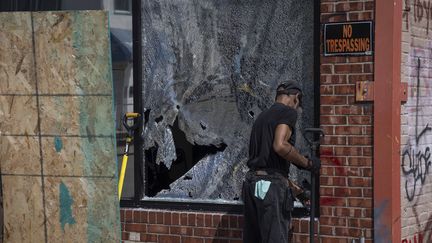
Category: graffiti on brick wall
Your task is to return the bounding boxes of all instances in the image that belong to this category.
[401,58,432,202]
[401,214,432,242]
[401,233,423,243]
[403,0,432,34]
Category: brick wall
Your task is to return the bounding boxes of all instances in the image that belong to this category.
[121,209,243,243]
[317,0,374,242]
[400,0,432,242]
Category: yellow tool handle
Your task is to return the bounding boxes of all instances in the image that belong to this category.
[118,154,128,200]
[125,112,140,118]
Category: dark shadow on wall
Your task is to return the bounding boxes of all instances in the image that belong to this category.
[146,117,227,197]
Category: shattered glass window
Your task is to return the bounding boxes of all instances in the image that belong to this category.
[141,0,315,205]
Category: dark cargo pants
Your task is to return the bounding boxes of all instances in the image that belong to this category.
[242,171,294,243]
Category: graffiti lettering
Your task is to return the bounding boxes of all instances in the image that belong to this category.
[401,233,423,243]
[401,125,432,201]
[402,58,432,201]
[404,0,432,34]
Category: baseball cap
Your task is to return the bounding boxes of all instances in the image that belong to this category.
[276,80,303,106]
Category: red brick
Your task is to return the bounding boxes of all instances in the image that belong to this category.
[159,235,181,243]
[348,136,372,145]
[365,1,374,10]
[194,227,217,237]
[320,226,334,235]
[363,63,374,73]
[213,214,222,227]
[238,216,244,228]
[348,218,360,228]
[321,187,335,196]
[323,136,347,145]
[321,125,335,135]
[156,212,164,224]
[140,211,148,223]
[321,95,348,105]
[196,214,205,226]
[362,168,372,177]
[133,211,140,223]
[320,206,333,216]
[188,213,196,226]
[321,106,335,115]
[321,115,347,125]
[362,147,373,156]
[349,11,373,21]
[348,115,371,124]
[321,13,347,23]
[338,2,364,11]
[164,212,172,225]
[348,74,374,82]
[181,213,188,225]
[335,126,362,135]
[141,233,158,242]
[321,85,334,94]
[348,157,372,166]
[322,237,349,243]
[334,146,362,156]
[170,226,193,235]
[172,212,180,225]
[320,75,347,84]
[360,219,373,228]
[320,216,347,226]
[347,56,373,63]
[182,236,204,243]
[334,105,363,115]
[320,176,347,186]
[321,166,335,176]
[335,227,362,237]
[148,211,156,223]
[204,215,213,227]
[321,56,347,63]
[125,210,133,223]
[120,210,125,222]
[334,64,363,74]
[321,64,333,74]
[334,187,362,197]
[148,225,169,234]
[363,126,373,135]
[348,177,372,187]
[348,198,372,208]
[125,223,146,233]
[122,232,129,240]
[321,3,335,13]
[229,215,239,228]
[221,215,230,228]
[334,85,355,94]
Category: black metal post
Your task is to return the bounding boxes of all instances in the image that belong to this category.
[132,0,144,204]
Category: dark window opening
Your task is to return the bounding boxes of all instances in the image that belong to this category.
[114,0,132,14]
[145,117,227,197]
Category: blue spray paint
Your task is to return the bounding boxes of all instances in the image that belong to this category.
[59,182,76,231]
[54,136,63,152]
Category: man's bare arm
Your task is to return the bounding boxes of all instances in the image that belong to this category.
[273,124,310,169]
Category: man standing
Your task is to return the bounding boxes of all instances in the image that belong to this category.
[242,81,320,243]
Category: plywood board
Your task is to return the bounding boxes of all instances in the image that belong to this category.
[0,11,119,242]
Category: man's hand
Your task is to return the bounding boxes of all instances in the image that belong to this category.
[308,156,321,173]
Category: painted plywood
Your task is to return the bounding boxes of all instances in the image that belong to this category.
[0,11,119,243]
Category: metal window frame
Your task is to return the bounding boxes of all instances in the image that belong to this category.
[122,0,321,217]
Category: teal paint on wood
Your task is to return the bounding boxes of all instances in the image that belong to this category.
[54,136,63,152]
[59,182,76,231]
